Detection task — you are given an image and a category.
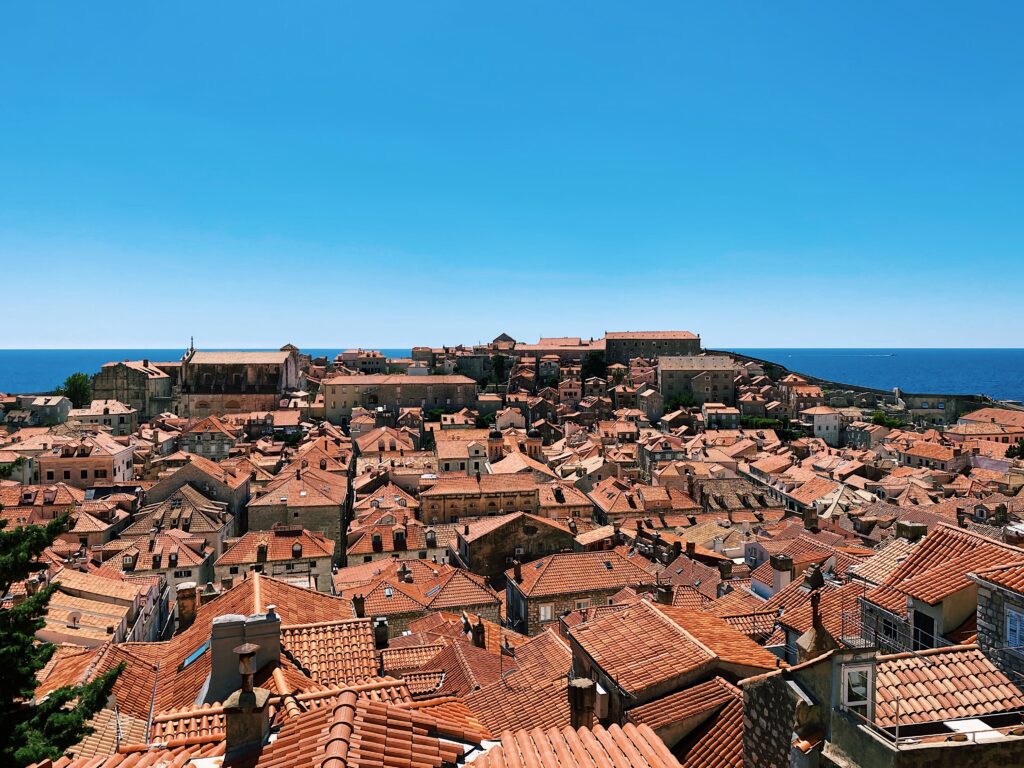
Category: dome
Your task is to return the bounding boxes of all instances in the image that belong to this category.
[488,427,503,440]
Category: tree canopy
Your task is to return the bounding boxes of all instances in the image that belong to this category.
[55,372,92,408]
[0,515,122,766]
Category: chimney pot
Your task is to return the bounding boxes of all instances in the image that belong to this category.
[568,678,597,730]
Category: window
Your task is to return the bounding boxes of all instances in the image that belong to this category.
[81,470,89,480]
[229,566,239,574]
[841,664,873,719]
[46,471,54,481]
[63,470,71,480]
[173,569,192,578]
[1007,608,1024,652]
[575,598,591,610]
[538,603,554,622]
[880,617,897,641]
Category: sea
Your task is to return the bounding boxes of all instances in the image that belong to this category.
[1,348,1023,404]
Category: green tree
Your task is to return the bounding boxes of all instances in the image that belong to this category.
[870,410,903,429]
[491,354,509,384]
[1008,439,1024,460]
[581,351,607,381]
[665,392,697,412]
[0,515,122,766]
[55,372,92,408]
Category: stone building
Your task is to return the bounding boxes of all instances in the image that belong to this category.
[321,374,477,421]
[418,474,541,524]
[177,345,300,418]
[145,453,252,519]
[36,432,135,489]
[124,485,234,556]
[92,360,175,419]
[504,549,658,635]
[658,355,738,405]
[247,465,348,558]
[972,561,1024,680]
[180,415,241,460]
[68,399,139,436]
[605,331,701,364]
[214,525,335,592]
[451,512,576,585]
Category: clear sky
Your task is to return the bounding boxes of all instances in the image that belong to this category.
[2,2,1022,349]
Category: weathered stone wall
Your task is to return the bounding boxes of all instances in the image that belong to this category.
[977,583,1024,680]
[742,672,798,768]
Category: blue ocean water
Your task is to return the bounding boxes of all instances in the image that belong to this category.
[0,349,413,395]
[0,348,1022,403]
[728,348,1024,403]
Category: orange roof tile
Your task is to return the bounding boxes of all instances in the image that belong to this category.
[875,645,1024,727]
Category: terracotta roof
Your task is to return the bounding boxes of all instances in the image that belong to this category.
[280,618,378,686]
[629,676,740,731]
[864,524,1024,614]
[507,550,657,598]
[569,601,777,696]
[249,465,348,508]
[679,697,744,768]
[963,545,1024,589]
[474,722,683,768]
[464,629,573,734]
[875,645,1024,726]
[216,526,334,566]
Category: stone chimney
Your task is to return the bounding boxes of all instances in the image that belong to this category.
[568,678,596,730]
[770,554,794,594]
[471,615,486,648]
[512,559,523,583]
[176,582,198,631]
[352,594,366,618]
[373,617,389,649]
[200,581,219,604]
[223,643,271,761]
[655,584,673,605]
[895,520,928,542]
[685,541,696,558]
[717,559,733,582]
[205,606,281,704]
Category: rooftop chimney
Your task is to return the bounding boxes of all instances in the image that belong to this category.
[471,615,486,648]
[176,581,198,631]
[770,554,794,595]
[685,541,696,558]
[223,643,271,761]
[373,617,389,649]
[656,584,673,605]
[717,559,733,582]
[205,606,281,704]
[895,520,928,542]
[568,678,596,730]
[352,594,366,618]
[513,559,523,583]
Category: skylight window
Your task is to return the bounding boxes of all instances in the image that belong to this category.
[180,640,210,671]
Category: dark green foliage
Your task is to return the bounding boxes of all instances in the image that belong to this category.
[665,392,697,412]
[1008,439,1024,460]
[581,351,606,381]
[870,410,904,429]
[0,515,123,766]
[55,372,92,408]
[474,412,496,428]
[740,416,783,429]
[491,354,509,384]
[0,455,27,480]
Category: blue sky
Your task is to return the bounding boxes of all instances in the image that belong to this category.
[1,2,1021,349]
